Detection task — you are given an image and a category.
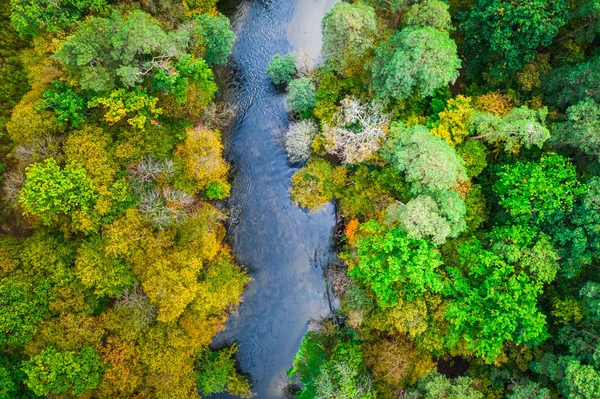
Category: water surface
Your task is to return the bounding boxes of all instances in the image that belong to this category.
[212,1,338,398]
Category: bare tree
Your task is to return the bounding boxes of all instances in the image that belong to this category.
[116,285,157,328]
[129,156,175,183]
[14,135,61,167]
[284,120,318,163]
[323,97,389,164]
[2,169,25,206]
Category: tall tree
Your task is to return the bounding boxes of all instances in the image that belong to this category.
[371,27,460,101]
[321,2,378,74]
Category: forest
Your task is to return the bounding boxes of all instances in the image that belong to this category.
[2,0,600,398]
[275,0,600,398]
[0,0,253,397]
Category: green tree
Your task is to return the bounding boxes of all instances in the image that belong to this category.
[289,330,376,399]
[544,57,600,108]
[471,106,550,155]
[552,100,600,160]
[19,158,97,225]
[75,236,136,298]
[349,220,443,307]
[195,345,252,398]
[153,54,217,104]
[38,81,86,127]
[290,158,346,211]
[371,27,460,101]
[321,2,378,73]
[463,0,569,76]
[457,140,488,178]
[493,153,583,226]
[405,371,484,399]
[22,346,101,396]
[54,10,188,92]
[403,0,452,32]
[445,238,549,362]
[0,276,50,347]
[382,123,467,194]
[266,54,297,85]
[286,77,316,116]
[506,380,551,399]
[10,0,108,36]
[386,190,466,245]
[192,13,235,66]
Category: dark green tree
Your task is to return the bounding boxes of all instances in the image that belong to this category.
[463,0,569,76]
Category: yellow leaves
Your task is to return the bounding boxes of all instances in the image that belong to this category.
[175,125,229,193]
[88,88,162,130]
[474,92,514,117]
[430,95,474,147]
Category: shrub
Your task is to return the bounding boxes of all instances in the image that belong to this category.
[266,54,297,85]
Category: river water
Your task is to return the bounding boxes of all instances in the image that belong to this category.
[212,0,338,398]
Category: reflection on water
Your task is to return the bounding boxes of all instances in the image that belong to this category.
[211,0,338,398]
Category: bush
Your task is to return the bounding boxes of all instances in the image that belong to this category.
[266,54,296,85]
[286,77,316,116]
[284,120,318,163]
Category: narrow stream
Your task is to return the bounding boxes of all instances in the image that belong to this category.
[212,1,338,398]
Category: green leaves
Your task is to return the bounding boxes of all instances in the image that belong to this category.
[192,13,235,66]
[10,0,108,36]
[463,0,569,76]
[38,81,86,127]
[22,346,101,396]
[350,221,443,307]
[494,153,583,226]
[266,54,297,85]
[445,237,549,362]
[383,123,467,194]
[19,158,97,225]
[287,77,317,116]
[371,27,460,101]
[154,54,216,104]
[322,2,378,73]
[195,345,252,398]
[289,330,376,399]
[0,276,50,347]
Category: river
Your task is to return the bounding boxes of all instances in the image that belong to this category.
[211,0,338,398]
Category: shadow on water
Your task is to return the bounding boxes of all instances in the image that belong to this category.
[211,0,338,398]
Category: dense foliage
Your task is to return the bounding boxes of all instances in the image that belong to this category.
[0,1,249,398]
[282,0,600,398]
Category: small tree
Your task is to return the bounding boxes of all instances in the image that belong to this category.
[195,345,252,398]
[286,77,316,116]
[349,221,443,307]
[386,190,466,245]
[266,54,297,85]
[284,120,318,163]
[323,97,390,164]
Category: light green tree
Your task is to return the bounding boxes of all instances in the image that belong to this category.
[371,27,460,101]
[322,2,378,73]
[19,158,97,225]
